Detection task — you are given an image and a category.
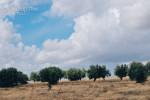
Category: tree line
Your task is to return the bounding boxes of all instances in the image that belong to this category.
[0,61,150,88]
[30,61,150,89]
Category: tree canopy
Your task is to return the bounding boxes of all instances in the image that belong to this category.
[0,67,28,87]
[67,68,86,81]
[128,62,148,83]
[87,65,111,81]
[30,72,40,82]
[39,67,63,89]
[115,64,128,80]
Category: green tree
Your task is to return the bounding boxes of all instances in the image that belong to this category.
[30,72,40,82]
[62,70,68,79]
[39,67,63,89]
[0,68,18,87]
[67,68,83,81]
[87,65,99,81]
[115,64,128,80]
[17,71,28,84]
[0,67,28,87]
[128,62,148,83]
[87,65,110,82]
[145,62,150,75]
[101,65,111,80]
[81,68,86,78]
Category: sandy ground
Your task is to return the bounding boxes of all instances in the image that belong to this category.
[0,78,150,100]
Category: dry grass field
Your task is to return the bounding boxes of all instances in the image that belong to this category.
[1,78,150,100]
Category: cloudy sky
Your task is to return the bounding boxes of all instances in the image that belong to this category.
[0,0,150,74]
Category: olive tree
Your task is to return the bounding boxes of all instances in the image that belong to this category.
[87,65,111,82]
[30,72,40,82]
[39,67,63,89]
[128,62,148,83]
[0,67,28,87]
[115,64,128,80]
[81,68,86,79]
[62,70,68,79]
[101,65,111,80]
[145,62,150,75]
[67,68,84,81]
[17,71,28,84]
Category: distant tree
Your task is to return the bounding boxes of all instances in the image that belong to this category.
[39,67,63,89]
[145,62,150,75]
[128,62,148,83]
[62,70,68,79]
[67,68,83,81]
[115,64,128,80]
[87,65,99,81]
[81,68,86,78]
[0,68,18,87]
[101,65,111,80]
[30,72,40,82]
[87,65,110,82]
[17,71,28,84]
[0,67,28,87]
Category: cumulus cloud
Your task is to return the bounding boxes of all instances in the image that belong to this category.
[0,0,46,73]
[0,19,40,73]
[37,0,150,66]
[1,0,150,73]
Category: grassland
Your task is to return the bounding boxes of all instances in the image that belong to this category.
[1,77,150,100]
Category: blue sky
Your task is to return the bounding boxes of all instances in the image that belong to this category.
[7,1,74,47]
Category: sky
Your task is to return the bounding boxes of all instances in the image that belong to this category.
[0,0,150,74]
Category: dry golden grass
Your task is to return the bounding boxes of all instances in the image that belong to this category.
[1,77,150,100]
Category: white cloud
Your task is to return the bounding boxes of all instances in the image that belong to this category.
[1,0,150,73]
[38,0,150,66]
[0,19,21,43]
[0,19,40,73]
[0,0,46,73]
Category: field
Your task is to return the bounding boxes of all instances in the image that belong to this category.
[1,78,150,100]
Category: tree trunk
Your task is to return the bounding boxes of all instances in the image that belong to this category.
[120,77,123,80]
[103,78,105,80]
[48,82,51,91]
[94,78,96,82]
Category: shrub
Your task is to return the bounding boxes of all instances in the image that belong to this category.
[67,68,84,81]
[128,62,148,83]
[39,67,63,89]
[30,72,40,82]
[115,64,128,80]
[0,67,28,87]
[87,65,110,81]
